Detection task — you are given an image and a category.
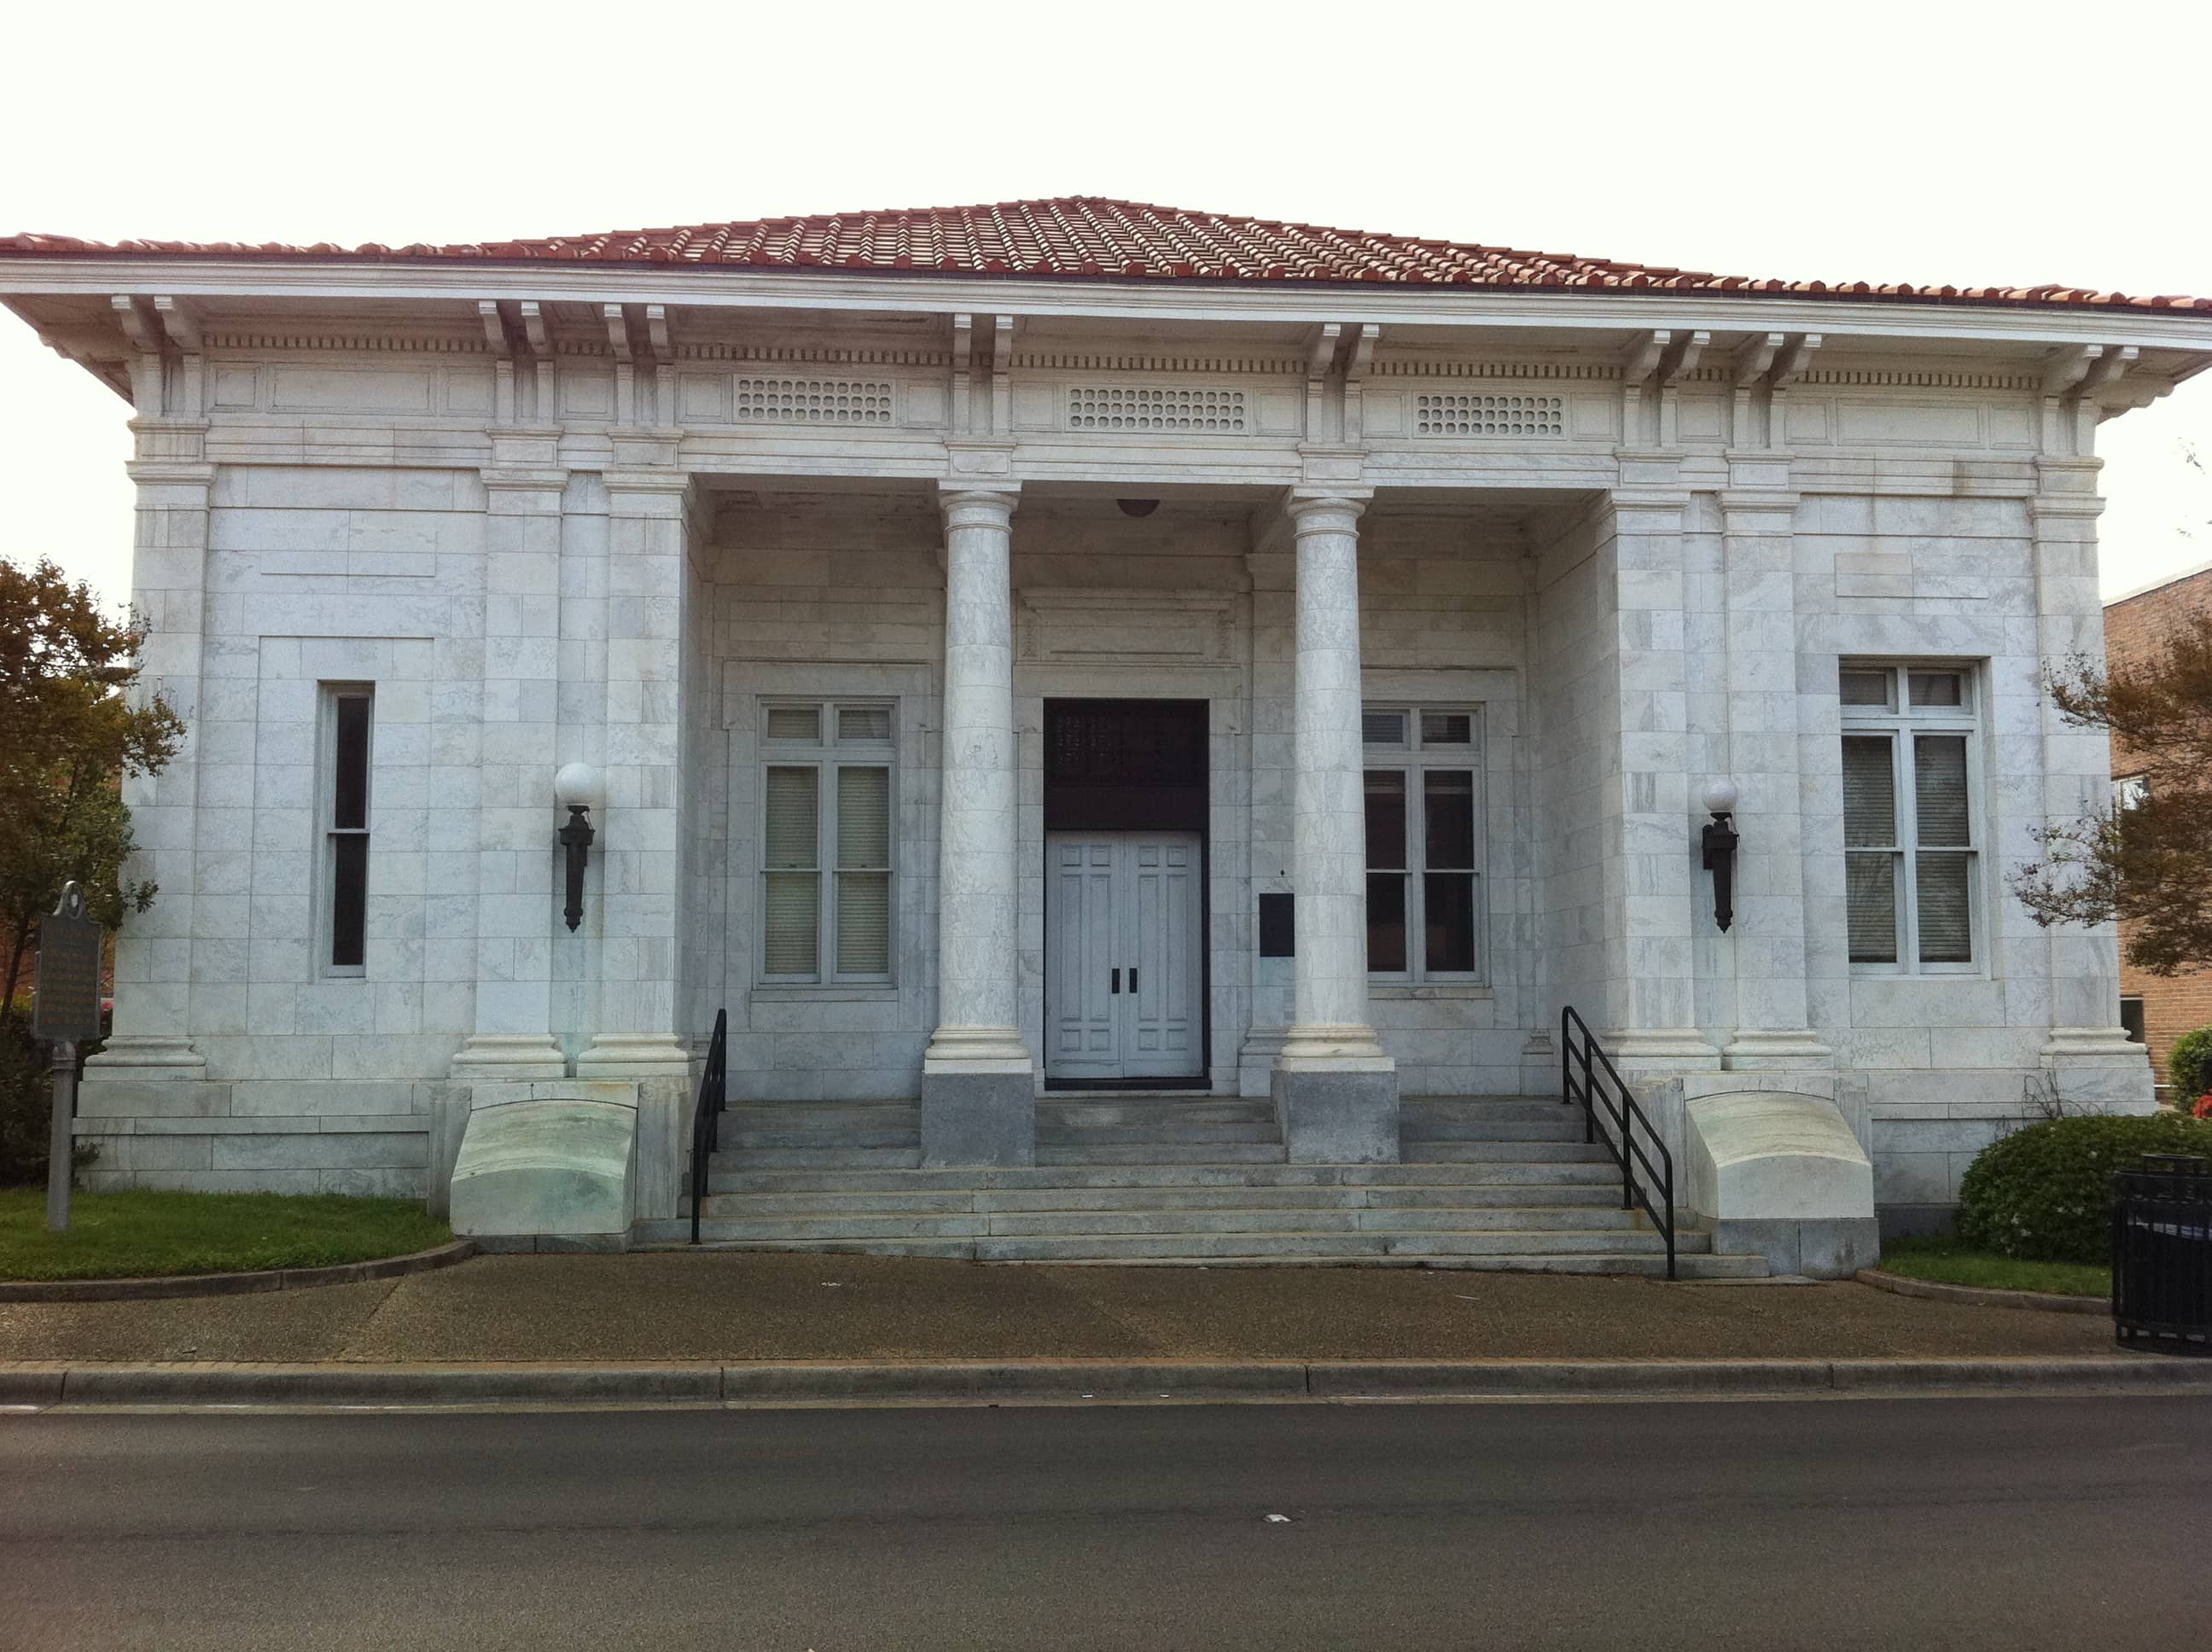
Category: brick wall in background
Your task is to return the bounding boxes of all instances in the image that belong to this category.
[2104,561,2212,1096]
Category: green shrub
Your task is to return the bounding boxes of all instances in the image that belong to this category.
[0,1020,97,1188]
[1956,1113,2212,1265]
[2169,1026,2212,1102]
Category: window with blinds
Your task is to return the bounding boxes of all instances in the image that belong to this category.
[1361,705,1486,983]
[760,700,895,983]
[1838,664,1980,972]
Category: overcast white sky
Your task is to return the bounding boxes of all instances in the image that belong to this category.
[3,1,2206,604]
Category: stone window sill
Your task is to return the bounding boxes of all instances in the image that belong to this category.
[1366,984,1493,1001]
[748,984,900,1003]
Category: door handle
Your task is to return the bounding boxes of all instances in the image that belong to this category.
[1128,967,1138,994]
[1111,969,1120,995]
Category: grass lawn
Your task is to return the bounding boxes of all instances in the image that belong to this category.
[1878,1236,2109,1299]
[0,1188,451,1282]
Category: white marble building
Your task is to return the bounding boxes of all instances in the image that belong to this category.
[5,200,2206,1247]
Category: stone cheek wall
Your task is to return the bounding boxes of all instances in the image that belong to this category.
[2104,564,2212,1089]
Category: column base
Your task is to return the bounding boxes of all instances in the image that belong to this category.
[576,1033,694,1080]
[2040,1027,2155,1114]
[922,1025,1035,1166]
[1602,1027,1721,1079]
[448,1035,568,1083]
[1237,1028,1288,1099]
[920,1070,1035,1167]
[2040,1026,2147,1061]
[1721,1028,1835,1069]
[1273,1024,1398,1163]
[82,1036,205,1079]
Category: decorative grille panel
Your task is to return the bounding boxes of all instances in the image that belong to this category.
[1414,393,1564,437]
[1067,387,1248,432]
[735,378,895,425]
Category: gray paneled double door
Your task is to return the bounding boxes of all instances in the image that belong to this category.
[1045,833,1203,1082]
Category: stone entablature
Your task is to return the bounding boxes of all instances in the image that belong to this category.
[5,220,2207,1226]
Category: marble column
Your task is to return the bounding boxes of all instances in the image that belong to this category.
[921,484,1034,1166]
[1272,491,1397,1163]
[1716,489,1830,1067]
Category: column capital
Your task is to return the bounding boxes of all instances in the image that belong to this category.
[480,466,569,495]
[938,482,1021,528]
[122,460,216,489]
[1717,489,1802,518]
[602,469,690,500]
[1283,488,1370,531]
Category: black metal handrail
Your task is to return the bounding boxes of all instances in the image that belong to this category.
[688,1008,729,1246]
[1559,1006,1676,1280]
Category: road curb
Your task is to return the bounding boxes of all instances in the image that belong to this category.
[0,1241,479,1304]
[1855,1267,2105,1316]
[5,1354,2210,1408]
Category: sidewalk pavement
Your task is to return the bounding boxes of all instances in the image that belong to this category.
[0,1252,2129,1367]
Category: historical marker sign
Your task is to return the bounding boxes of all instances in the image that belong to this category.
[32,882,103,1044]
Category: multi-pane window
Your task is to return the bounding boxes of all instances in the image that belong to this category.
[321,685,373,975]
[1839,664,1980,972]
[1362,707,1485,982]
[760,701,894,983]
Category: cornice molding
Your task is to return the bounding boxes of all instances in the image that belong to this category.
[15,258,2212,358]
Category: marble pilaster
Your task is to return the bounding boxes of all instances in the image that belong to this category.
[2029,462,2152,1106]
[1603,488,1720,1072]
[576,442,693,1079]
[1716,488,1830,1067]
[449,443,568,1082]
[86,423,213,1080]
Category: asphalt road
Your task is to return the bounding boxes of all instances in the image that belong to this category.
[3,1396,2207,1650]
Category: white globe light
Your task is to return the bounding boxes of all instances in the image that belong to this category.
[555,762,603,812]
[1702,778,1739,817]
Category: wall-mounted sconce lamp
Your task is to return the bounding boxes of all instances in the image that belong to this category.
[1700,778,1740,934]
[555,762,602,934]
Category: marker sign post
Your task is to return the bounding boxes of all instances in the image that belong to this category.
[32,882,104,1232]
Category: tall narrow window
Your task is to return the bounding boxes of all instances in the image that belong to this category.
[760,700,894,983]
[1362,706,1485,983]
[323,686,373,974]
[1838,664,1981,972]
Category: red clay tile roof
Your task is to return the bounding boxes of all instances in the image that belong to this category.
[5,197,2206,313]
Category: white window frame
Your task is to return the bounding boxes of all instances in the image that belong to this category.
[1361,705,1487,986]
[1839,662,1983,976]
[758,699,897,986]
[317,683,374,979]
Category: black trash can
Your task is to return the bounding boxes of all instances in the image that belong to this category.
[2112,1154,2212,1354]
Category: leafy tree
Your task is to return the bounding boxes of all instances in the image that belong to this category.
[0,558,183,1018]
[2011,613,2212,975]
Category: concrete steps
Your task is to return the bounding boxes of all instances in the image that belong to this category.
[661,1094,1767,1278]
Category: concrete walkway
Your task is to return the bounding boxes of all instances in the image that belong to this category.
[0,1253,2123,1365]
